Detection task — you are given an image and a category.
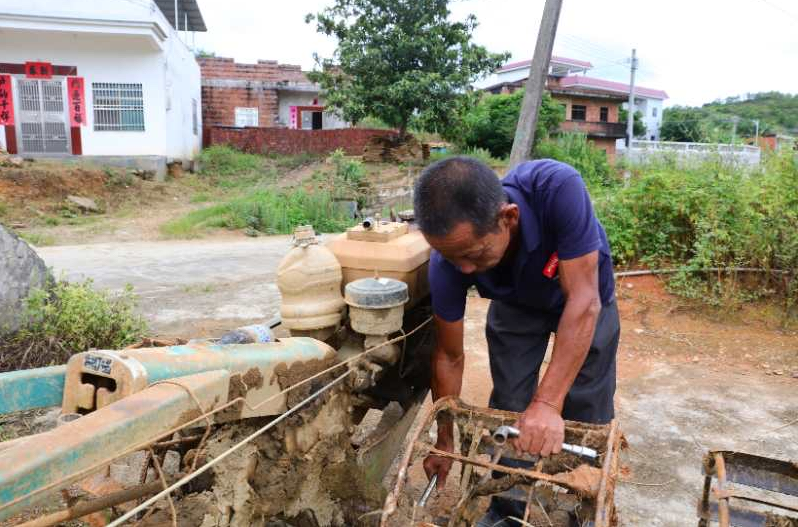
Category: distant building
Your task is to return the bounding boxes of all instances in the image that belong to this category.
[481,57,630,161]
[482,56,593,94]
[198,57,348,131]
[550,76,668,141]
[752,133,797,152]
[478,56,669,153]
[547,76,628,162]
[0,0,206,178]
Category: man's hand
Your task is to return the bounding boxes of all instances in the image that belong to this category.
[423,432,454,486]
[513,400,565,457]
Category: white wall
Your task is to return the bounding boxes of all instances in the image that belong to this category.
[277,91,347,129]
[162,29,202,161]
[2,31,167,156]
[0,0,201,160]
[643,99,663,141]
[623,97,664,140]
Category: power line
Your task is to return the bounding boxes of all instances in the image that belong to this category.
[757,0,798,22]
[558,34,624,61]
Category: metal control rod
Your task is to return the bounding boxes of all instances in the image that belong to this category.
[492,425,598,459]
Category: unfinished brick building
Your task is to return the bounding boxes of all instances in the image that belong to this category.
[198,57,347,131]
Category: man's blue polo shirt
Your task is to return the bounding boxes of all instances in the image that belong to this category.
[429,159,616,322]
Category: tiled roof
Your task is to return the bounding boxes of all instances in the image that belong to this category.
[559,75,668,99]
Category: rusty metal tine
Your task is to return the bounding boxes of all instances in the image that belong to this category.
[459,420,483,497]
[425,445,600,495]
[595,419,620,527]
[379,397,458,526]
[714,452,731,527]
[523,458,547,524]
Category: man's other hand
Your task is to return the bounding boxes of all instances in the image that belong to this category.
[423,437,454,487]
[513,401,565,457]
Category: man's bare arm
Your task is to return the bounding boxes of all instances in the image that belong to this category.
[423,315,465,484]
[515,250,601,456]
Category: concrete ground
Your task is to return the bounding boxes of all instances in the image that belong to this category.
[35,238,798,526]
[37,236,294,337]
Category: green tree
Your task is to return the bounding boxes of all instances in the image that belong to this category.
[457,90,564,158]
[306,0,508,138]
[619,108,646,138]
[194,49,216,59]
[660,106,709,142]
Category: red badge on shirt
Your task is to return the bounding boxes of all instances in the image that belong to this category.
[543,252,559,278]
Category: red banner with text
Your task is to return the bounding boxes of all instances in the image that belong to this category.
[25,62,53,79]
[0,75,14,126]
[67,76,86,127]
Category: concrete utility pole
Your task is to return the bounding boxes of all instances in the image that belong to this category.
[754,119,760,146]
[508,0,564,168]
[626,49,637,147]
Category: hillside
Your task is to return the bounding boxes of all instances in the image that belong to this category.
[662,91,798,142]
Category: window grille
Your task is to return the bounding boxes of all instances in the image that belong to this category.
[92,82,145,131]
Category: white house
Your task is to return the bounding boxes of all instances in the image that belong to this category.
[0,0,206,178]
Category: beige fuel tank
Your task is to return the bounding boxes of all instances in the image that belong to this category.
[277,225,346,337]
[326,220,431,308]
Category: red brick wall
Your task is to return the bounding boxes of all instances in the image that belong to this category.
[552,94,620,123]
[588,137,617,164]
[200,85,280,127]
[198,57,308,83]
[204,127,398,156]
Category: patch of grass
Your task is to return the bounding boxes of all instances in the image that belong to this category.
[0,200,7,218]
[44,216,60,227]
[18,232,56,247]
[268,152,320,171]
[161,188,356,239]
[181,283,216,294]
[104,168,135,188]
[1,279,147,371]
[199,145,263,176]
[190,192,212,204]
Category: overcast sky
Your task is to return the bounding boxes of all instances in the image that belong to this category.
[192,0,797,107]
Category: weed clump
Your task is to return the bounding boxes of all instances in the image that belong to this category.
[1,279,147,371]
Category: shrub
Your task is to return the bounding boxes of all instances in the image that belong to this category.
[534,133,615,187]
[594,152,798,311]
[455,90,564,158]
[1,279,147,371]
[328,149,365,185]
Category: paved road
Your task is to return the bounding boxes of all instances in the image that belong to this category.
[36,236,297,337]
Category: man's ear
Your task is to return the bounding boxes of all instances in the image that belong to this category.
[499,203,519,227]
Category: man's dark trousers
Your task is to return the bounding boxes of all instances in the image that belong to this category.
[485,299,620,518]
